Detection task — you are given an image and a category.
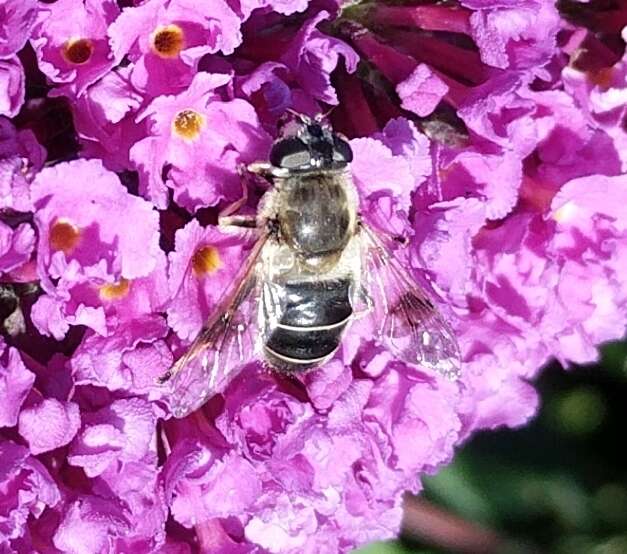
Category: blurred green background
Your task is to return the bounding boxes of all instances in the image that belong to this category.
[357,341,627,554]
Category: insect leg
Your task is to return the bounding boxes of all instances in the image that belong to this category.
[218,164,251,220]
[218,165,263,229]
[246,162,289,179]
[218,215,258,229]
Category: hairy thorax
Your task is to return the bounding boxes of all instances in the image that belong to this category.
[276,172,356,271]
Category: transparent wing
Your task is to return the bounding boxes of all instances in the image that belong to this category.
[358,223,461,379]
[160,234,268,418]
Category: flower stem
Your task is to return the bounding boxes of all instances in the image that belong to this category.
[402,494,522,554]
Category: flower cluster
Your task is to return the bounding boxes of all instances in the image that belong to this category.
[1,0,625,552]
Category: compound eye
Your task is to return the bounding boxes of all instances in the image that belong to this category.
[270,138,311,169]
[333,136,353,164]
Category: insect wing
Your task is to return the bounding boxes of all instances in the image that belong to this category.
[358,224,461,379]
[163,235,267,418]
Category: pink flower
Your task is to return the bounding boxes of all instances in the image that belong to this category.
[0,117,46,212]
[561,26,627,170]
[549,174,627,356]
[109,0,242,95]
[0,441,61,543]
[95,460,168,549]
[167,219,251,341]
[71,315,170,390]
[463,0,560,73]
[71,66,147,172]
[29,158,163,338]
[31,158,159,281]
[0,342,35,427]
[280,11,359,105]
[165,443,262,528]
[0,220,34,274]
[18,398,81,455]
[130,71,271,210]
[234,0,309,19]
[193,366,461,552]
[350,134,415,212]
[0,0,38,59]
[333,0,560,128]
[0,56,24,117]
[411,197,487,305]
[68,397,157,477]
[234,61,293,125]
[30,0,121,97]
[52,496,131,554]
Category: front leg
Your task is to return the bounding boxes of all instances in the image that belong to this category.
[218,164,263,230]
[218,164,251,221]
[246,162,289,179]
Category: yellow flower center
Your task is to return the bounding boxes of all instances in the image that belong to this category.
[173,109,205,140]
[99,279,132,301]
[152,24,185,58]
[50,219,81,253]
[62,38,94,65]
[192,246,222,276]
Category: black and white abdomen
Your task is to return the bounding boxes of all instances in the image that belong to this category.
[262,279,353,371]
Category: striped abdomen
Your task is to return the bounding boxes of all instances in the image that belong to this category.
[263,279,352,371]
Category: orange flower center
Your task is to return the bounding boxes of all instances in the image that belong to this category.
[173,109,204,140]
[99,279,131,301]
[62,38,94,65]
[152,24,185,58]
[192,246,222,276]
[588,67,614,91]
[50,219,81,253]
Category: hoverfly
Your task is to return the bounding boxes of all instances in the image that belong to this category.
[160,112,461,418]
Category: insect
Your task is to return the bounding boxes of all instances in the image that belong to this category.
[160,112,461,418]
